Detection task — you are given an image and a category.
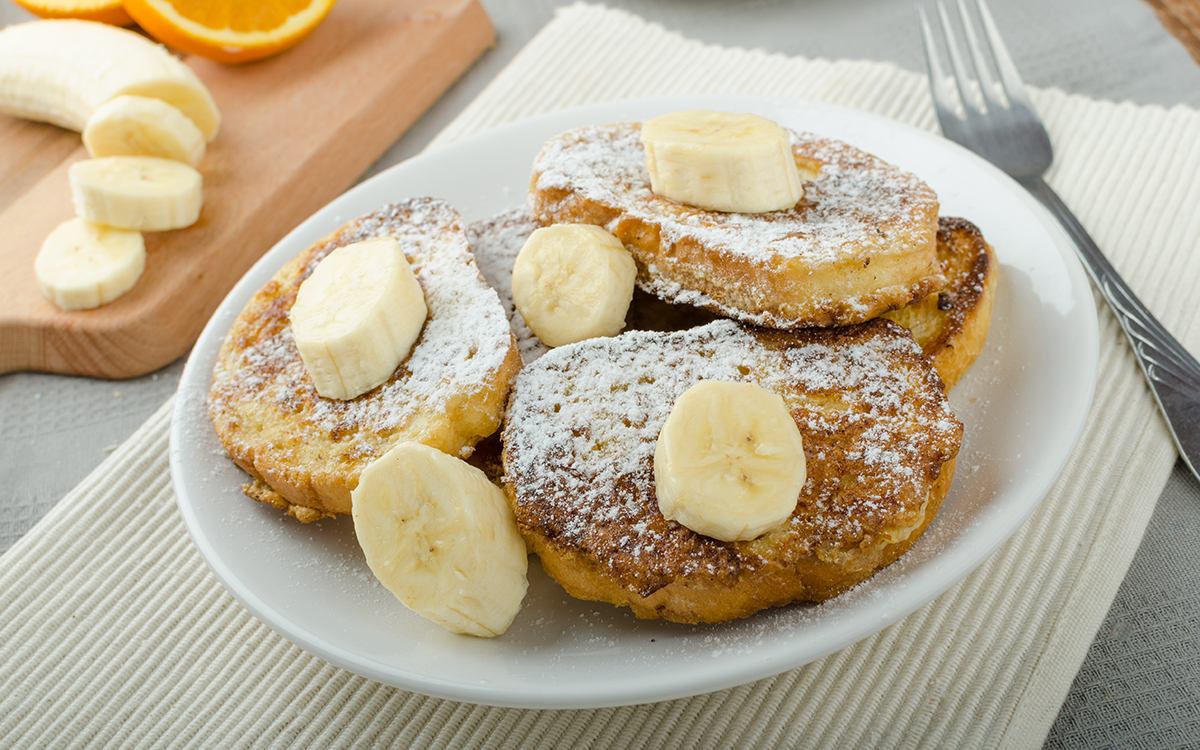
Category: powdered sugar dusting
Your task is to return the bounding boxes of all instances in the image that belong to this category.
[210,198,515,449]
[467,207,550,365]
[531,123,937,266]
[468,207,721,364]
[503,318,962,591]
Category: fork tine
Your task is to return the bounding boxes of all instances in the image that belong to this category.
[955,0,1005,111]
[917,4,961,123]
[972,0,1037,109]
[935,0,983,115]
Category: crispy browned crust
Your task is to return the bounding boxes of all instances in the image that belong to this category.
[502,319,962,624]
[468,208,996,391]
[241,478,334,523]
[530,457,955,622]
[208,199,522,520]
[882,216,999,387]
[528,123,943,329]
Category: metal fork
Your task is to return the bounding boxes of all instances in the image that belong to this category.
[918,0,1200,482]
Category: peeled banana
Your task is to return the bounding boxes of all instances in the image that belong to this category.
[510,223,636,347]
[289,237,428,401]
[69,156,202,231]
[640,110,804,214]
[0,19,220,140]
[83,95,206,166]
[35,217,145,311]
[352,441,529,638]
[654,379,806,542]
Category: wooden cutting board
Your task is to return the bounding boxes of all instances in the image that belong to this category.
[0,0,494,378]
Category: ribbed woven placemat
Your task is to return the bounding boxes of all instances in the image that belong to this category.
[3,4,1199,748]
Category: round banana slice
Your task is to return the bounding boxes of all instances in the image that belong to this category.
[83,95,206,167]
[352,442,529,638]
[35,217,145,311]
[69,155,202,231]
[640,109,804,213]
[510,223,636,347]
[654,379,806,542]
[289,236,427,401]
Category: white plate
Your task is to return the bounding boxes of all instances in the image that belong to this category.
[170,94,1099,709]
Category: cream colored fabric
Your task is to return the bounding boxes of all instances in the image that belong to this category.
[3,4,1198,748]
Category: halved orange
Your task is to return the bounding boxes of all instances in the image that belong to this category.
[121,0,339,65]
[11,0,133,26]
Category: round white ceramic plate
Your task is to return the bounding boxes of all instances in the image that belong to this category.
[170,94,1099,709]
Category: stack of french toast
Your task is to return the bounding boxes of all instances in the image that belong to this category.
[208,109,998,637]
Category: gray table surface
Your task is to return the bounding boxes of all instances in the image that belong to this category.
[2,0,1198,746]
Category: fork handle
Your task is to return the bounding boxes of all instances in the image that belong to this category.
[1020,176,1200,480]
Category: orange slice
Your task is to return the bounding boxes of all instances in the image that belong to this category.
[11,0,133,25]
[121,0,339,64]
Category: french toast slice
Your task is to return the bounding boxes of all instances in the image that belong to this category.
[528,122,944,329]
[883,216,999,387]
[467,207,720,367]
[468,208,997,388]
[501,318,962,624]
[208,198,521,522]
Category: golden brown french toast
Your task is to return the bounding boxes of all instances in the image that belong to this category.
[208,198,522,522]
[883,216,999,387]
[501,318,962,624]
[468,208,996,388]
[528,122,944,329]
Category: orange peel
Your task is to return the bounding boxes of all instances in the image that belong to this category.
[10,0,133,26]
[121,0,339,64]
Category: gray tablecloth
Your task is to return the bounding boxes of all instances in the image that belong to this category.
[3,0,1199,746]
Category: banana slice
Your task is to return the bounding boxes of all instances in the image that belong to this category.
[640,110,804,213]
[654,379,806,542]
[352,442,529,638]
[35,217,145,311]
[83,95,206,166]
[0,19,220,140]
[510,223,636,347]
[69,156,202,231]
[289,237,427,401]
